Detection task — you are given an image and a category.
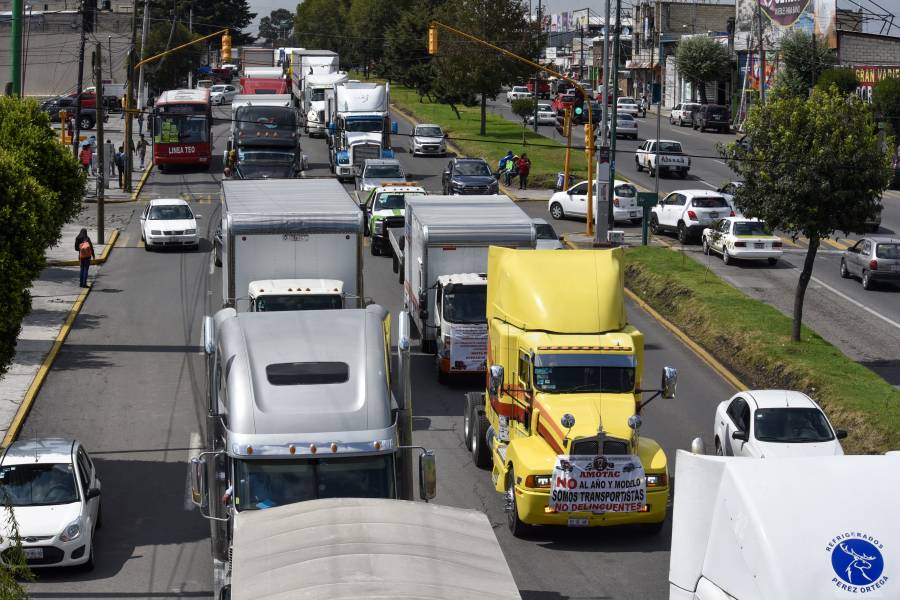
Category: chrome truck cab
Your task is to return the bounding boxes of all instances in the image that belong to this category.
[192,306,434,598]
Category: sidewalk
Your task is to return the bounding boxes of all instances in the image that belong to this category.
[0,225,116,443]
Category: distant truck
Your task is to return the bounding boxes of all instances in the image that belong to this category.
[239,66,288,95]
[669,450,900,600]
[225,94,302,180]
[330,81,396,181]
[302,71,347,137]
[635,139,691,178]
[403,195,535,381]
[220,179,364,311]
[239,47,274,69]
[227,498,521,600]
[465,247,677,537]
[289,49,339,107]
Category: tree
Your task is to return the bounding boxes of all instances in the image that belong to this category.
[873,77,900,136]
[173,0,256,46]
[771,31,836,99]
[0,495,34,598]
[259,8,294,46]
[724,87,890,341]
[293,0,352,60]
[346,0,410,77]
[674,36,730,104]
[0,98,83,376]
[815,68,859,95]
[511,98,535,142]
[383,2,441,97]
[142,22,204,91]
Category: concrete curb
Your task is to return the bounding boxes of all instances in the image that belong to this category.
[131,163,154,201]
[1,283,93,447]
[46,228,120,267]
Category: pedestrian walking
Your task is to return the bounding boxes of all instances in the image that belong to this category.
[74,228,95,288]
[517,153,531,190]
[137,110,145,135]
[79,142,93,174]
[115,146,126,188]
[136,134,149,170]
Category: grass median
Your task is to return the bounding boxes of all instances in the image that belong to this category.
[623,246,900,455]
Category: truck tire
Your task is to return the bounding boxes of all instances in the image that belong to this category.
[463,393,476,449]
[635,157,642,172]
[506,469,531,538]
[470,404,491,469]
[370,240,382,256]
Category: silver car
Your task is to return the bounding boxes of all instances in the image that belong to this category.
[611,112,638,139]
[840,236,900,289]
[356,159,407,192]
[410,124,446,156]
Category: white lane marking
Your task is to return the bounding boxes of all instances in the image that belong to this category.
[810,276,900,332]
[696,179,717,189]
[184,431,202,511]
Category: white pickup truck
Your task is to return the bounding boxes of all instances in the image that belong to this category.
[635,139,691,179]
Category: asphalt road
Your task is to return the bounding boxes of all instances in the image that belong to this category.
[16,104,745,599]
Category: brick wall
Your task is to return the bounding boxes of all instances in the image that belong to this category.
[839,31,900,66]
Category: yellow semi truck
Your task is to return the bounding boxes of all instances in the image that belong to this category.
[464,247,677,537]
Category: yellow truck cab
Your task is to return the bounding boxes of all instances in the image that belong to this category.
[464,247,677,537]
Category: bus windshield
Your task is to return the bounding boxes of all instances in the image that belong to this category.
[154,114,209,144]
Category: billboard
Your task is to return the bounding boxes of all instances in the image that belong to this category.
[852,65,900,102]
[735,0,836,52]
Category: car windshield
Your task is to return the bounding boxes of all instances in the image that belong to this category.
[534,223,558,240]
[234,455,395,511]
[148,205,193,220]
[443,285,487,324]
[538,104,552,111]
[733,221,770,235]
[875,243,900,259]
[375,193,406,210]
[345,119,383,133]
[619,98,636,104]
[616,184,637,197]
[365,165,403,179]
[211,86,225,92]
[456,161,491,176]
[658,142,683,153]
[416,126,443,137]
[533,366,635,393]
[255,294,342,311]
[754,408,835,443]
[513,87,528,92]
[691,196,729,208]
[685,104,701,110]
[0,463,79,506]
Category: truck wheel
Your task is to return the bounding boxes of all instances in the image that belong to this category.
[370,241,382,256]
[506,469,531,538]
[471,406,491,469]
[634,157,642,172]
[463,394,475,449]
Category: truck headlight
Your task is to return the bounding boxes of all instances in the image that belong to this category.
[374,220,384,234]
[59,519,81,542]
[646,473,667,487]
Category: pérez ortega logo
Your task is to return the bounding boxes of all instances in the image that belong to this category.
[826,532,889,594]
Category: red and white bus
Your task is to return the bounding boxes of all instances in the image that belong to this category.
[152,88,212,170]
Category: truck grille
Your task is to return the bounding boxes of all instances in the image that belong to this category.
[353,144,382,168]
[571,438,629,455]
[383,216,404,230]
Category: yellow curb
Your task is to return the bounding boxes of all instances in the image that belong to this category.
[623,286,746,391]
[823,238,851,251]
[131,163,154,201]
[47,229,119,267]
[779,236,801,248]
[2,283,92,447]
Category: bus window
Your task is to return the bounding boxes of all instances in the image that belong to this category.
[154,115,209,144]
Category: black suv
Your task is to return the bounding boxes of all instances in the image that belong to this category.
[441,158,499,195]
[693,104,730,133]
[40,97,105,130]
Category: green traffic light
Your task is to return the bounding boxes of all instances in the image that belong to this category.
[575,106,583,115]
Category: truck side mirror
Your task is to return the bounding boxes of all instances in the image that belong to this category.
[189,456,207,508]
[488,364,504,398]
[731,430,748,442]
[418,450,436,500]
[202,316,216,355]
[690,437,706,455]
[661,366,677,399]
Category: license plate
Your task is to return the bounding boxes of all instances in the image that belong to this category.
[709,212,719,218]
[282,233,308,242]
[630,211,638,217]
[754,242,765,249]
[24,548,43,560]
[567,518,589,527]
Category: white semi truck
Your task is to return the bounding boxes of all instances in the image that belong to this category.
[220,179,364,311]
[669,449,900,600]
[289,49,338,105]
[302,70,348,137]
[403,195,536,381]
[193,307,433,599]
[329,81,396,181]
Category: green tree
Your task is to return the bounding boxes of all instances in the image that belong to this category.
[0,98,84,376]
[143,22,203,91]
[293,0,351,60]
[0,495,34,598]
[511,97,535,142]
[873,77,900,136]
[771,31,836,99]
[724,88,890,341]
[173,0,256,46]
[815,68,859,95]
[674,36,730,104]
[345,0,409,77]
[259,8,294,46]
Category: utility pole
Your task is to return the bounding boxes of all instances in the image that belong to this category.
[124,0,138,192]
[72,0,89,158]
[94,43,106,244]
[579,24,584,82]
[10,0,22,96]
[187,6,194,88]
[107,35,113,81]
[533,2,542,133]
[654,33,663,206]
[137,0,150,108]
[606,0,622,233]
[596,0,611,245]
[757,4,766,104]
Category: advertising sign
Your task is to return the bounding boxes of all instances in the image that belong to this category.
[548,454,647,513]
[852,65,900,102]
[448,323,487,372]
[735,0,836,51]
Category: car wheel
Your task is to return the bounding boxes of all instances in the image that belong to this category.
[144,240,151,252]
[702,238,710,255]
[723,248,732,265]
[840,259,850,279]
[649,214,660,235]
[767,257,778,266]
[862,270,873,290]
[649,166,656,178]
[677,222,689,244]
[669,116,675,125]
[470,405,491,469]
[79,117,94,130]
[506,469,530,538]
[549,202,565,220]
[96,500,103,529]
[635,157,643,172]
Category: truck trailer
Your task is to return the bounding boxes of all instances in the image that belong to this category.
[239,47,273,69]
[220,179,363,311]
[302,70,347,137]
[329,81,396,181]
[193,306,433,599]
[466,247,677,537]
[289,49,339,108]
[403,195,535,381]
[239,66,288,95]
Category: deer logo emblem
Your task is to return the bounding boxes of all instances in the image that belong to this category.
[830,537,885,586]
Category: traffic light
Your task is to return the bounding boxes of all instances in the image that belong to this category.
[584,123,593,153]
[221,31,232,63]
[428,26,438,55]
[82,0,95,33]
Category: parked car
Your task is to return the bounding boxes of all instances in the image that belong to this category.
[840,236,900,290]
[702,217,783,265]
[548,179,641,224]
[140,198,200,251]
[409,124,446,156]
[40,96,105,129]
[650,189,735,244]
[527,104,557,125]
[635,139,690,178]
[506,86,531,102]
[551,93,577,113]
[693,104,731,133]
[441,158,498,195]
[617,97,644,117]
[209,84,238,105]
[0,438,102,569]
[356,158,407,192]
[670,102,701,127]
[713,390,846,458]
[532,218,564,249]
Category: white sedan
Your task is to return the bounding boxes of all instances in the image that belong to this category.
[702,217,783,265]
[209,84,237,105]
[140,198,200,251]
[548,179,642,224]
[506,86,531,102]
[617,97,644,117]
[0,438,102,569]
[714,390,846,458]
[527,104,556,125]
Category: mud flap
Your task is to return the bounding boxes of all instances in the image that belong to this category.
[492,443,509,493]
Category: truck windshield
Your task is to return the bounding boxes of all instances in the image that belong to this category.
[443,285,487,324]
[345,119,383,133]
[255,294,342,311]
[310,88,326,101]
[533,354,636,393]
[234,455,395,511]
[235,106,296,136]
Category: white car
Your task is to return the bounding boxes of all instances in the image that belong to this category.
[713,390,846,458]
[702,217,783,265]
[506,86,531,102]
[140,198,200,251]
[617,97,644,117]
[526,104,556,125]
[548,179,642,224]
[532,218,564,249]
[650,189,734,244]
[0,438,102,569]
[209,84,238,105]
[670,102,701,127]
[410,124,446,156]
